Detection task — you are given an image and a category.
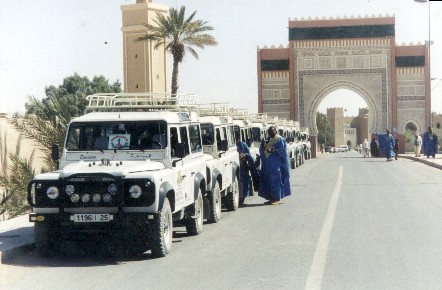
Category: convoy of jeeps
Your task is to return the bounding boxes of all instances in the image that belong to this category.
[26,93,312,258]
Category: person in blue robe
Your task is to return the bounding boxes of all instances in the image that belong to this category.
[235,132,259,206]
[377,130,395,161]
[423,127,438,158]
[258,126,291,205]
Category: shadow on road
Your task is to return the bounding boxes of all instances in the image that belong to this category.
[2,233,186,267]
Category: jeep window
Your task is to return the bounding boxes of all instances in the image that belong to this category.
[201,124,214,145]
[228,125,235,147]
[188,124,202,153]
[65,121,167,151]
[179,126,190,156]
[217,127,228,150]
[170,127,179,157]
[240,128,246,142]
[252,127,261,141]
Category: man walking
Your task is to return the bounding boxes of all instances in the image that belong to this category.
[385,129,395,161]
[423,127,437,158]
[258,126,291,205]
[414,132,422,157]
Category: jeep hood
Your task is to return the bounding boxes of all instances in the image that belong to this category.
[59,160,165,178]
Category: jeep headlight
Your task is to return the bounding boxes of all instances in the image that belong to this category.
[46,186,59,199]
[92,194,101,203]
[129,185,142,198]
[81,194,90,203]
[30,183,36,205]
[65,185,75,196]
[71,194,80,203]
[108,183,118,195]
[102,194,112,203]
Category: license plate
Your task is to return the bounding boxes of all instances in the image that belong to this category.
[71,214,112,223]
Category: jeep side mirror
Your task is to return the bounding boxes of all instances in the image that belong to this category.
[175,143,186,158]
[51,144,59,161]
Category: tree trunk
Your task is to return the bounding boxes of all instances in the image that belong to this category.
[171,57,179,96]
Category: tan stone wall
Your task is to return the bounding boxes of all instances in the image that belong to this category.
[0,115,47,221]
[261,71,290,119]
[0,116,47,173]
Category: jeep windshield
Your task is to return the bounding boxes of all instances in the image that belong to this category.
[65,121,167,151]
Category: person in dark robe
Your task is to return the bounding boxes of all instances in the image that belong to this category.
[384,129,396,161]
[258,126,291,205]
[235,132,259,206]
[370,137,379,157]
[394,138,399,160]
[423,127,438,158]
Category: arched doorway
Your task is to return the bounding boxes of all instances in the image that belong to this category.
[317,88,369,149]
[402,120,420,153]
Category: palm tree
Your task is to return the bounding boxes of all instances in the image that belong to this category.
[136,6,218,95]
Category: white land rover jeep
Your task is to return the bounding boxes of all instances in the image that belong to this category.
[27,93,207,257]
[199,104,240,218]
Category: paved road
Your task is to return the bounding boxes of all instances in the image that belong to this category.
[2,151,442,289]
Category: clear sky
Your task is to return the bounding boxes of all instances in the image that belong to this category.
[1,0,441,117]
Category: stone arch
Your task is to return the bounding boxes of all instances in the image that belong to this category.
[307,80,378,135]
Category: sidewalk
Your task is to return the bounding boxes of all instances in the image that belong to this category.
[399,153,442,170]
[2,153,442,263]
[0,214,34,263]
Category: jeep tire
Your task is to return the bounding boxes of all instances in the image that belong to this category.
[225,178,239,211]
[207,184,221,223]
[149,197,173,257]
[186,189,204,235]
[34,221,60,257]
[290,158,296,169]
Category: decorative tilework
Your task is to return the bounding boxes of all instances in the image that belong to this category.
[304,58,313,69]
[336,57,347,69]
[319,57,331,69]
[262,99,290,104]
[353,56,365,68]
[397,101,425,109]
[370,56,381,67]
[397,96,425,101]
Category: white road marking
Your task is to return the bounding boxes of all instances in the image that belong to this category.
[305,166,343,290]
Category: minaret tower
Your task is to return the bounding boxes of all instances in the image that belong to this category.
[121,0,169,93]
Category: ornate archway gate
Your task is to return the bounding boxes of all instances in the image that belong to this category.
[258,16,430,158]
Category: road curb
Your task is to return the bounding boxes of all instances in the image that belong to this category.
[399,155,442,170]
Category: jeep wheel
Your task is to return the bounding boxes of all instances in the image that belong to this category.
[207,184,221,223]
[225,178,239,211]
[149,197,173,257]
[186,189,204,235]
[34,222,60,257]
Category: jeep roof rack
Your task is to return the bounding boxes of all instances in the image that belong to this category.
[198,103,231,117]
[84,92,198,114]
[250,113,268,123]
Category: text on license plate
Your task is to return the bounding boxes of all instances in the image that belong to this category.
[71,214,113,223]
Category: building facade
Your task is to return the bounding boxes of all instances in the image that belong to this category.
[258,16,430,157]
